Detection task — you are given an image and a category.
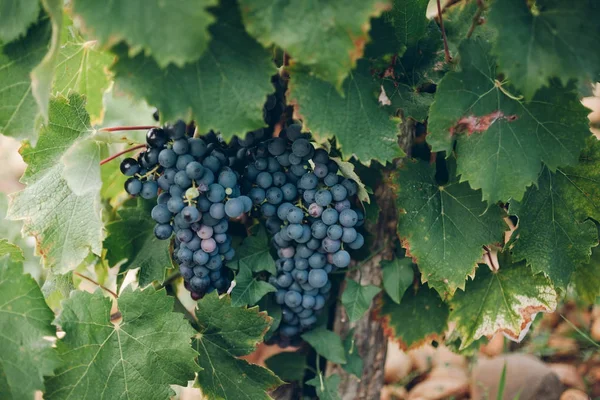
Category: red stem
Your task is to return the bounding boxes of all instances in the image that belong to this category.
[437,0,452,63]
[100,125,157,132]
[100,144,146,165]
[74,272,118,298]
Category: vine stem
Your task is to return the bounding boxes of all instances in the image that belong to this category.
[436,0,452,63]
[466,0,485,39]
[74,271,118,298]
[99,144,146,165]
[99,125,157,132]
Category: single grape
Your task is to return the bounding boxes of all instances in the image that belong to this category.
[146,128,168,148]
[286,224,304,240]
[182,206,201,223]
[315,189,333,207]
[332,250,351,268]
[207,183,226,203]
[157,192,171,205]
[313,163,328,178]
[266,187,283,204]
[202,155,221,173]
[140,181,158,199]
[193,266,210,278]
[180,264,194,280]
[281,183,297,201]
[330,184,348,202]
[125,178,142,195]
[197,168,215,186]
[284,291,303,308]
[341,227,358,243]
[290,164,307,177]
[201,238,217,253]
[178,247,193,263]
[249,187,266,204]
[313,148,329,164]
[302,295,316,309]
[303,189,316,203]
[213,219,228,234]
[314,295,326,310]
[176,154,194,170]
[308,269,328,288]
[169,120,187,139]
[288,152,302,165]
[186,161,205,180]
[193,250,209,265]
[206,255,222,270]
[341,179,358,196]
[172,138,190,155]
[224,198,244,218]
[174,170,192,188]
[321,208,339,225]
[311,220,327,239]
[209,203,226,219]
[177,229,194,243]
[299,173,318,190]
[286,206,304,224]
[324,173,339,187]
[291,138,312,157]
[143,148,160,166]
[188,137,208,157]
[335,199,351,212]
[322,237,341,253]
[277,152,291,167]
[256,171,273,189]
[154,224,173,240]
[151,204,172,224]
[261,203,276,217]
[296,245,313,258]
[308,203,323,218]
[214,233,228,244]
[268,137,287,156]
[308,253,326,269]
[339,209,358,227]
[277,273,293,288]
[120,158,140,176]
[197,196,211,212]
[255,158,268,171]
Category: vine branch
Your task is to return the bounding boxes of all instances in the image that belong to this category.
[99,125,157,132]
[436,0,452,63]
[74,271,119,298]
[99,144,146,165]
[466,0,486,39]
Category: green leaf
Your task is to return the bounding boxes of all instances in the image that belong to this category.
[0,239,24,261]
[306,374,341,400]
[394,158,507,295]
[572,246,600,304]
[231,265,276,307]
[112,0,276,141]
[288,62,403,165]
[378,285,448,349]
[72,0,217,67]
[53,21,114,123]
[301,327,347,364]
[341,329,363,378]
[449,255,557,350]
[380,22,442,121]
[443,0,495,54]
[41,271,75,311]
[488,0,600,99]
[258,295,281,340]
[0,0,39,42]
[0,16,50,139]
[194,292,283,399]
[381,257,414,304]
[44,287,198,400]
[239,0,390,90]
[6,94,104,273]
[104,206,173,287]
[265,352,307,383]
[0,258,59,400]
[427,38,591,203]
[230,225,276,274]
[31,0,62,121]
[383,0,430,48]
[509,139,600,289]
[341,279,381,322]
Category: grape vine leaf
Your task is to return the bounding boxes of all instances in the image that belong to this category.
[379,22,443,122]
[31,0,62,121]
[265,352,307,383]
[230,225,276,274]
[0,15,50,139]
[341,279,381,323]
[0,247,60,400]
[112,0,276,141]
[377,285,448,349]
[380,0,430,49]
[508,138,600,290]
[0,239,24,261]
[427,38,591,203]
[301,327,347,364]
[104,206,173,287]
[72,0,216,68]
[239,0,390,90]
[449,255,557,350]
[53,19,114,123]
[571,247,600,304]
[394,158,507,295]
[258,295,281,340]
[443,0,495,55]
[381,257,414,304]
[306,374,341,400]
[193,292,283,399]
[44,287,198,400]
[231,265,276,307]
[0,0,39,42]
[331,157,372,204]
[288,61,404,165]
[6,94,104,273]
[41,271,75,311]
[342,329,363,378]
[488,0,600,99]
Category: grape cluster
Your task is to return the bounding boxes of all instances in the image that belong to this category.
[238,125,365,345]
[120,122,253,299]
